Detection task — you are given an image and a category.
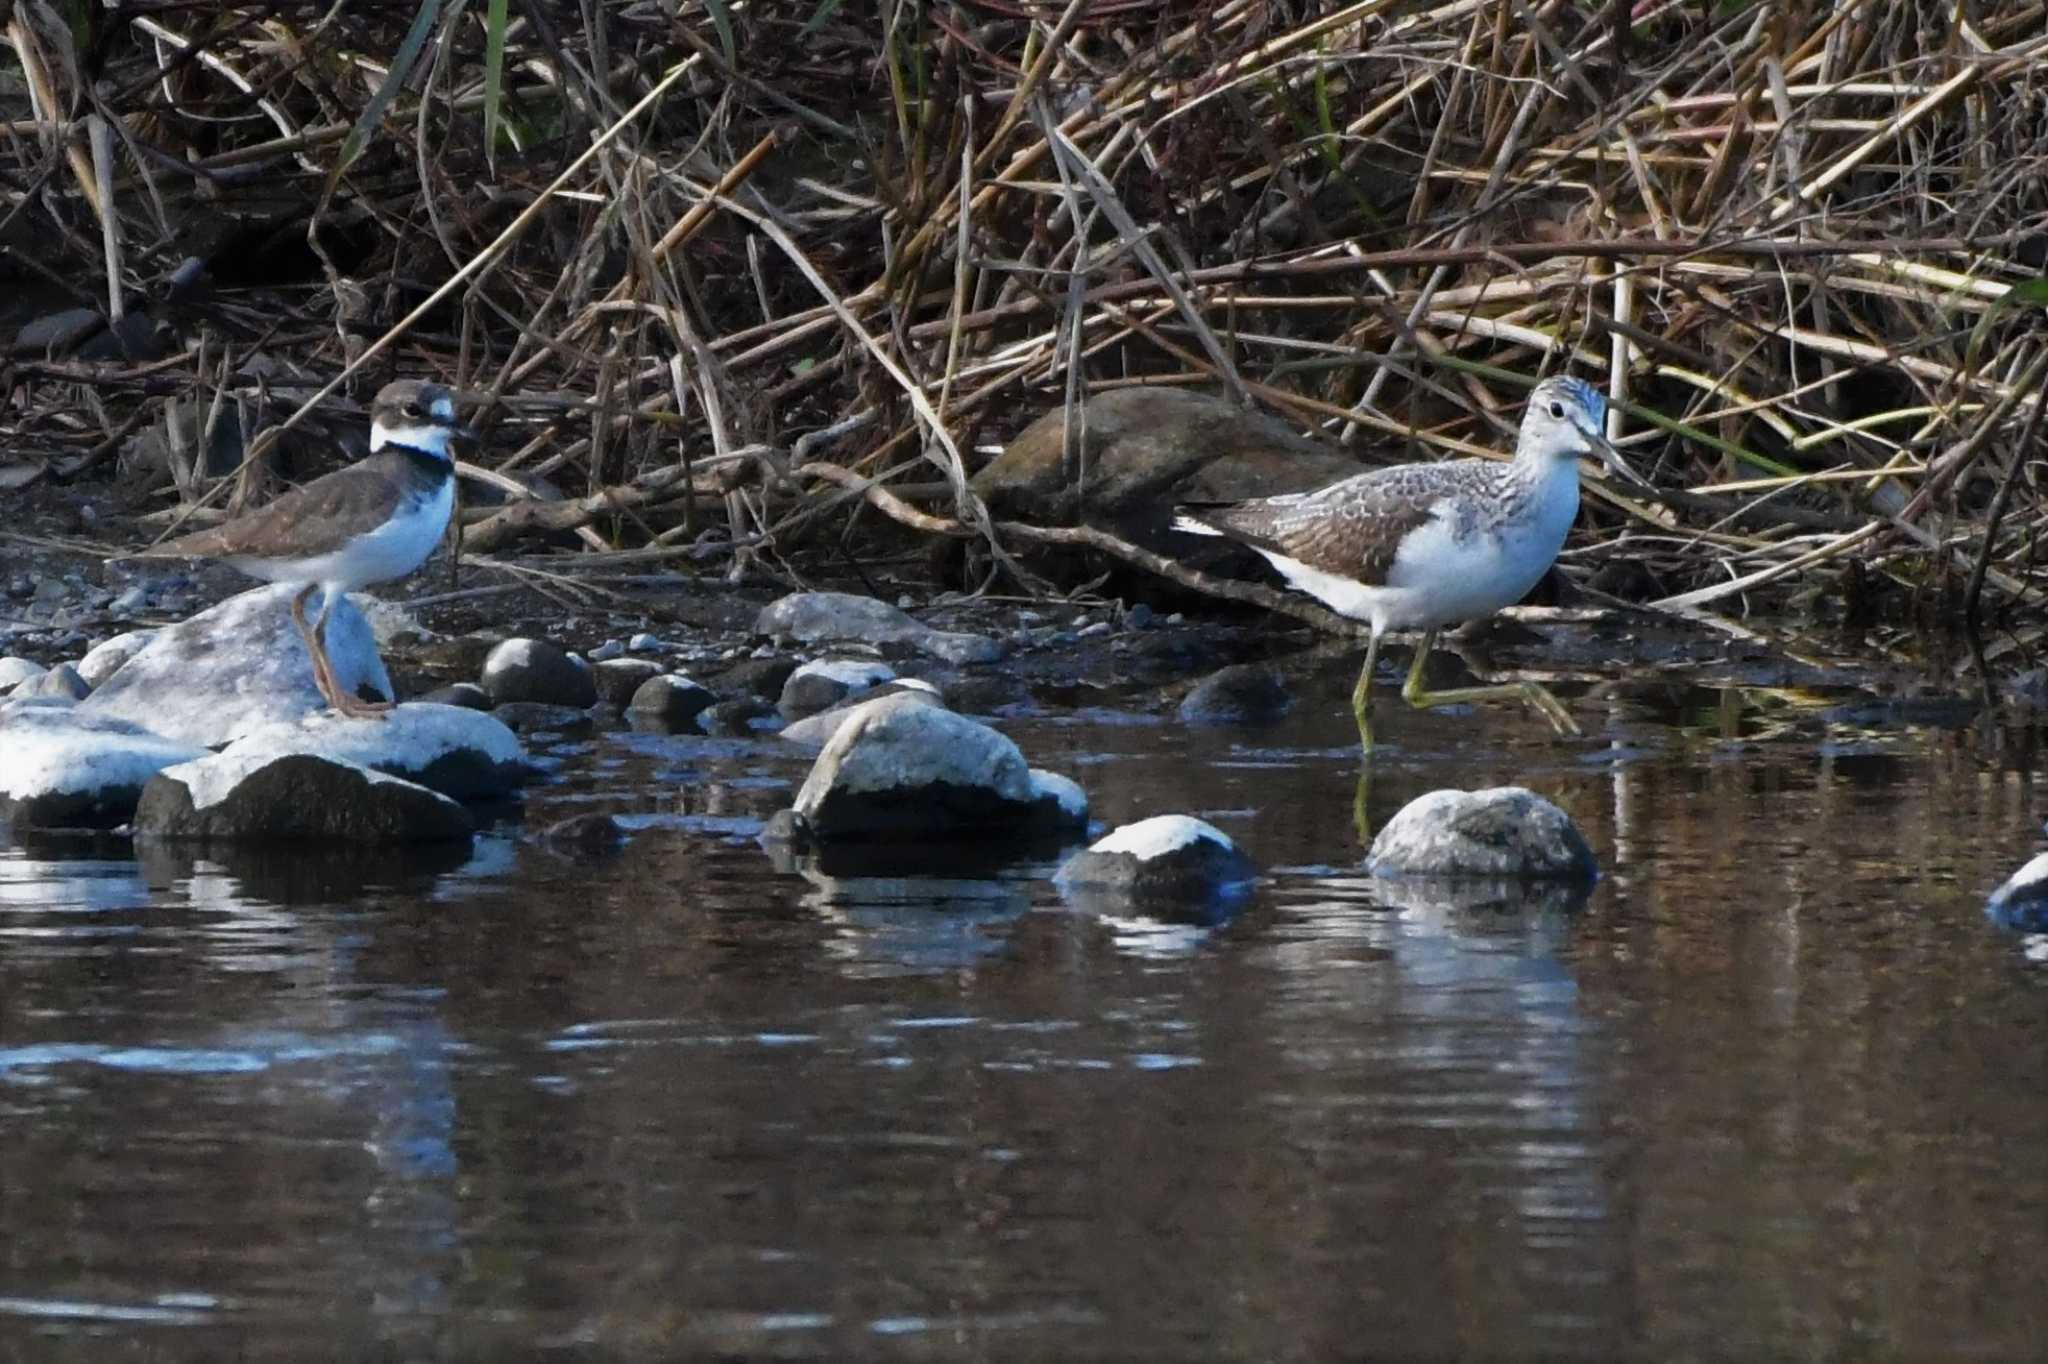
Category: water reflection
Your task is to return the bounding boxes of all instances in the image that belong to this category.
[3,673,2047,1358]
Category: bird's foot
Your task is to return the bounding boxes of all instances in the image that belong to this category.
[328,692,395,720]
[1518,682,1581,737]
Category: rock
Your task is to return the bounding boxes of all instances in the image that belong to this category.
[15,663,90,701]
[700,698,779,736]
[0,704,208,828]
[355,598,431,651]
[755,591,1003,666]
[79,584,391,747]
[780,680,944,747]
[627,632,663,652]
[626,674,717,732]
[488,701,595,734]
[480,637,597,708]
[0,657,47,691]
[1367,787,1597,880]
[1177,663,1293,726]
[593,657,665,706]
[587,639,626,662]
[205,704,529,800]
[539,812,628,858]
[788,692,1087,841]
[76,630,156,688]
[779,657,897,719]
[710,656,798,701]
[1988,852,2048,933]
[135,752,473,843]
[1055,815,1258,901]
[943,673,1030,715]
[108,584,152,616]
[418,681,492,710]
[971,387,1362,526]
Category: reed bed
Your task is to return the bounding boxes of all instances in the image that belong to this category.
[3,1,2046,629]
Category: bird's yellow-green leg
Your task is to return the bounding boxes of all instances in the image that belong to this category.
[1351,764,1373,847]
[1350,630,1382,752]
[1399,627,1581,737]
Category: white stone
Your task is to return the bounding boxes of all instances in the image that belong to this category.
[627,633,662,652]
[1029,770,1090,822]
[0,703,206,802]
[0,657,47,691]
[80,584,391,747]
[756,591,1003,665]
[791,657,896,690]
[210,702,526,797]
[165,746,418,812]
[1089,814,1229,860]
[76,630,157,687]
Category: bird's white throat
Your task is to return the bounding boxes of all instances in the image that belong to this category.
[370,421,457,460]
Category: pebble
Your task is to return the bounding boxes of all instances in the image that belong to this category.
[1125,603,1155,629]
[109,585,152,615]
[1076,621,1112,639]
[586,639,627,662]
[627,633,662,652]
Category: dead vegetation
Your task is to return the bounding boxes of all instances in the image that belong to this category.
[3,0,2047,639]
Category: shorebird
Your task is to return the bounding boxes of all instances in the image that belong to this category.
[127,379,471,718]
[1173,375,1628,751]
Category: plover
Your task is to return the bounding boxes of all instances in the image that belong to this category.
[127,379,471,718]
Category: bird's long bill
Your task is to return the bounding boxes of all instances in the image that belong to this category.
[1588,429,1650,489]
[453,422,482,446]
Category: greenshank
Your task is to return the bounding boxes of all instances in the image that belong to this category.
[1173,375,1628,750]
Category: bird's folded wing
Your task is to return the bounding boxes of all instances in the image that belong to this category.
[136,461,406,562]
[1191,466,1450,587]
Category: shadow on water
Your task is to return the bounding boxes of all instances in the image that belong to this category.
[4,667,2048,1359]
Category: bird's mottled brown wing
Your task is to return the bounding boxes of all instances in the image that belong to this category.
[1185,462,1492,587]
[137,456,410,563]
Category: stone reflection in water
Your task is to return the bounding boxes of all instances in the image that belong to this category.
[763,835,1049,976]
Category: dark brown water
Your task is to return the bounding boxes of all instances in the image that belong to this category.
[4,675,2047,1361]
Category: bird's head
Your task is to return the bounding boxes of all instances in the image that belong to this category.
[369,380,477,460]
[1519,375,1629,481]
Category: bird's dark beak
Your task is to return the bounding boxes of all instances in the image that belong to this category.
[1589,429,1652,490]
[452,422,481,447]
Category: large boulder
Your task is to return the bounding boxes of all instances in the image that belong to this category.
[80,584,391,746]
[205,703,530,800]
[135,751,473,843]
[784,692,1085,841]
[755,592,1002,666]
[972,387,1362,525]
[0,703,207,828]
[1367,787,1596,880]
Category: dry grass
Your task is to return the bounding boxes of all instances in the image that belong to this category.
[4,0,2047,628]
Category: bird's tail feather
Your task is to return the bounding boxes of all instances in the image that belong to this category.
[1171,512,1223,537]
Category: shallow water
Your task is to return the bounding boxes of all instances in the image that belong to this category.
[4,669,2047,1361]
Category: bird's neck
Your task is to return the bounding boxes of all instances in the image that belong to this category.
[1507,443,1578,498]
[371,422,454,460]
[370,422,456,474]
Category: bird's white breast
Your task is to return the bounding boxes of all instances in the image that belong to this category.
[255,477,454,592]
[1379,468,1579,630]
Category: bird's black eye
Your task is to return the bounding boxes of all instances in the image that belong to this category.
[403,402,423,419]
[1548,400,1566,419]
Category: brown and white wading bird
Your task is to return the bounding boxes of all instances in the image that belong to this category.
[126,379,471,718]
[1173,376,1631,753]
